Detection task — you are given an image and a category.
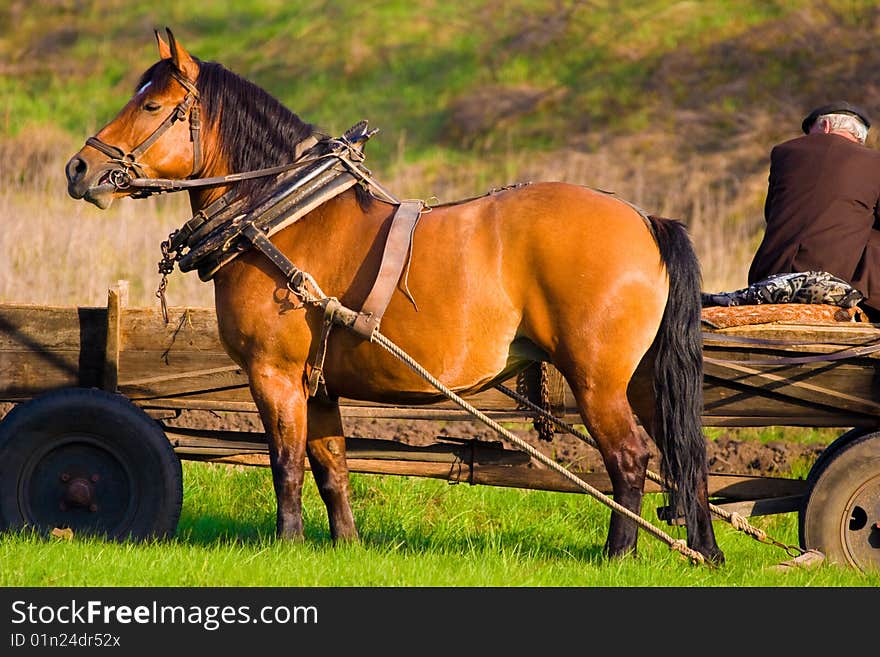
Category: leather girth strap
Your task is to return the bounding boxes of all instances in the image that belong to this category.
[240,199,424,397]
[351,199,424,339]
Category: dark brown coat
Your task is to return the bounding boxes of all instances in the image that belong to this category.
[748,132,880,311]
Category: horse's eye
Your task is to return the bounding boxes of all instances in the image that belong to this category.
[143,101,162,112]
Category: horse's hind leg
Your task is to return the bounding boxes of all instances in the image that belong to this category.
[248,364,309,540]
[568,379,651,558]
[306,397,358,542]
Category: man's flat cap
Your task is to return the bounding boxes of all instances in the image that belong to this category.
[802,101,871,133]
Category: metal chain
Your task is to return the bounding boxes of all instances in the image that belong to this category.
[156,229,184,324]
[535,362,555,442]
[513,363,556,442]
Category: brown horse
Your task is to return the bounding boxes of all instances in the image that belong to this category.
[65,29,723,564]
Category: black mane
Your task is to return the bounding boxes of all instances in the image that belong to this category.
[139,59,372,207]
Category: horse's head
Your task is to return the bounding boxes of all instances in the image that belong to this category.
[65,29,203,209]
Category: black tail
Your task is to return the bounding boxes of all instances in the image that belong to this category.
[646,215,707,534]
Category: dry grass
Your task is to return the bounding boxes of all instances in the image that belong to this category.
[0,128,764,309]
[0,127,212,308]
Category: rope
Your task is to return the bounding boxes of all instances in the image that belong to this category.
[370,331,709,565]
[493,383,806,557]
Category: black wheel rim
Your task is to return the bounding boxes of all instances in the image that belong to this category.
[839,471,880,571]
[17,433,138,539]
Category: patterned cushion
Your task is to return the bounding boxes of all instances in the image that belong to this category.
[701,271,864,308]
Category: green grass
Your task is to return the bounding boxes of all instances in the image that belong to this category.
[1,460,876,587]
[0,0,842,161]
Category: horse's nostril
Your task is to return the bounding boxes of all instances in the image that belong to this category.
[65,156,87,183]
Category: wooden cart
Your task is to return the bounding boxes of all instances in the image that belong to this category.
[1,282,878,570]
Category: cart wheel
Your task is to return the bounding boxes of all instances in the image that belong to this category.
[799,431,880,571]
[0,388,182,541]
[802,427,869,490]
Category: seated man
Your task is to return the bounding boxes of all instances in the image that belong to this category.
[748,101,880,321]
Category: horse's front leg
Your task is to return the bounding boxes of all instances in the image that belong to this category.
[249,363,309,540]
[306,397,359,542]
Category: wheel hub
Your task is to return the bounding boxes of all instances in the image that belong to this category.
[841,473,880,570]
[19,435,135,537]
[60,474,98,511]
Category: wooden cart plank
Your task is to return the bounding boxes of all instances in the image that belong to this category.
[200,451,807,503]
[0,352,101,396]
[118,359,248,399]
[4,296,880,432]
[703,358,880,416]
[121,307,230,352]
[0,305,106,351]
[102,281,127,392]
[702,321,880,347]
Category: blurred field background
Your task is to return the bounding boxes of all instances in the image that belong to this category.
[2,0,880,308]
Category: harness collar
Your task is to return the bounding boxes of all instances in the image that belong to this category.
[155,123,392,301]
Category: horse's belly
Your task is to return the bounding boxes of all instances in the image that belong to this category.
[322,324,534,404]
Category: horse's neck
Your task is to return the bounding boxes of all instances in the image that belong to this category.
[189,187,228,214]
[187,137,236,212]
[185,128,317,214]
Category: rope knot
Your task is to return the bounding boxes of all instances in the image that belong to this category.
[670,539,705,564]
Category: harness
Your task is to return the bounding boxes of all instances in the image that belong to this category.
[83,68,333,199]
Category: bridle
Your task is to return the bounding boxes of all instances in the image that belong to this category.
[85,68,203,196]
[81,66,341,199]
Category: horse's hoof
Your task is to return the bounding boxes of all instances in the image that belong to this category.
[702,548,726,567]
[603,543,638,560]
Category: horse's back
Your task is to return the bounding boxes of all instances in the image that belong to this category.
[445,181,662,267]
[374,182,671,387]
[423,181,668,305]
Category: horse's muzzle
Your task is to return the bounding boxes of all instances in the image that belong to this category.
[65,155,89,199]
[65,154,115,209]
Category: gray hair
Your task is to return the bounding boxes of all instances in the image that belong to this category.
[816,112,869,144]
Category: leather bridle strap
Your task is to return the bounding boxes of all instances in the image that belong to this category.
[113,135,323,195]
[85,69,202,186]
[129,151,323,191]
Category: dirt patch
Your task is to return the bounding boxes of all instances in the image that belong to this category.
[1,401,829,478]
[166,409,832,478]
[339,416,829,478]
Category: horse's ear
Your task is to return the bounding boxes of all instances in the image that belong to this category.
[164,27,199,81]
[155,28,172,60]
